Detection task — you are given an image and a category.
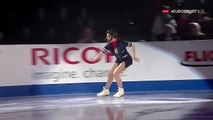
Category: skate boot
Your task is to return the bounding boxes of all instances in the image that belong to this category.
[113,88,124,97]
[97,87,110,97]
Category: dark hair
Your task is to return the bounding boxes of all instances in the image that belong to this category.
[106,29,118,38]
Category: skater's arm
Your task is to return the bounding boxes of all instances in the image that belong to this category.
[94,52,104,61]
[131,44,140,62]
[94,43,110,61]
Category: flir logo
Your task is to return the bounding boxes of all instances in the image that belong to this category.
[181,50,213,67]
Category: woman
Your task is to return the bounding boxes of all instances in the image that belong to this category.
[94,29,140,97]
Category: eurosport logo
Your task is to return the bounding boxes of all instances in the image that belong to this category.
[171,9,205,14]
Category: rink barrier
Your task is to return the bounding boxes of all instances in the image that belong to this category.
[0,40,213,97]
[0,79,212,97]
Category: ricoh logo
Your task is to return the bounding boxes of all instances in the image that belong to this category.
[31,47,113,65]
[181,50,213,67]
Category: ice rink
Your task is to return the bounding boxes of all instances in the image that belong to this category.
[0,91,213,120]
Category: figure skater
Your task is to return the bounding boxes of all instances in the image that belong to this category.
[94,29,140,97]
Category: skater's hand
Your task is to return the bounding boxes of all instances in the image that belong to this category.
[94,52,104,61]
[133,56,140,62]
[93,56,98,61]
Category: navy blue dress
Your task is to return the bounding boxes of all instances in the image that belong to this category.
[102,39,133,68]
